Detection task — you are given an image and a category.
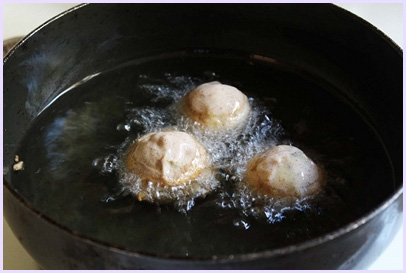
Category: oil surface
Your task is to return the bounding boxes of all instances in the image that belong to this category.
[11,52,394,257]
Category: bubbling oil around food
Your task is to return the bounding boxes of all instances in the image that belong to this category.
[92,71,318,221]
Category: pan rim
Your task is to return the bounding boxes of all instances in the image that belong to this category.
[3,179,403,262]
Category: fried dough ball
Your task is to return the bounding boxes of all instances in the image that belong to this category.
[182,81,250,130]
[125,130,210,186]
[246,145,322,198]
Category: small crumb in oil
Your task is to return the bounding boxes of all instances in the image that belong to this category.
[13,161,24,171]
[137,192,145,201]
[14,155,19,162]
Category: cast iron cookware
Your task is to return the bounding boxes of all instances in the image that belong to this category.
[3,4,403,269]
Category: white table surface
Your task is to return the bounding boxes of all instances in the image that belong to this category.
[2,3,403,270]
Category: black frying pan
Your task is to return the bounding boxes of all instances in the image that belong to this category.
[3,4,402,269]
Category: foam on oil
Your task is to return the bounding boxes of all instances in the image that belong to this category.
[90,71,317,222]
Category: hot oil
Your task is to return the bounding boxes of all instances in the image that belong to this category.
[11,51,394,257]
[107,75,287,214]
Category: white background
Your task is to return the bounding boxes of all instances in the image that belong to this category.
[2,3,403,270]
